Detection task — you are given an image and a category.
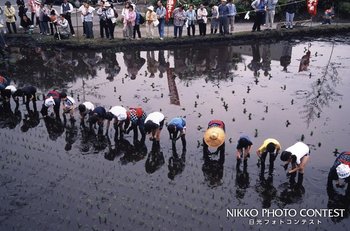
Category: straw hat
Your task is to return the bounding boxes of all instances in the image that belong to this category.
[336,164,350,179]
[104,2,111,7]
[204,127,225,148]
[147,5,154,11]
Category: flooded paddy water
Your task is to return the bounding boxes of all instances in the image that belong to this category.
[1,35,350,231]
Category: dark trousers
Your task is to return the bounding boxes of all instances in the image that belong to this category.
[6,22,17,34]
[65,14,75,35]
[252,11,265,31]
[260,151,277,172]
[108,20,115,39]
[31,12,39,25]
[133,24,141,38]
[187,23,195,36]
[219,16,229,35]
[174,25,183,38]
[84,21,93,38]
[199,22,206,35]
[49,22,58,35]
[99,20,109,38]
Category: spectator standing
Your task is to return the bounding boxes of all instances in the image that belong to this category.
[197,4,207,36]
[186,4,196,36]
[81,1,95,38]
[265,0,278,29]
[210,4,219,34]
[251,0,266,32]
[145,6,157,39]
[156,0,166,40]
[4,1,17,34]
[172,5,186,38]
[218,0,229,35]
[285,0,296,29]
[61,0,75,36]
[227,0,237,33]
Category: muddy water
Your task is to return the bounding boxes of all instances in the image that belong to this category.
[1,36,350,231]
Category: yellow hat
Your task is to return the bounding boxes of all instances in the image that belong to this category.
[204,127,225,148]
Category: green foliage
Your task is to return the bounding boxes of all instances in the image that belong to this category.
[338,2,350,18]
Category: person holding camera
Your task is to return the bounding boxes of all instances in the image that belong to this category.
[61,0,75,36]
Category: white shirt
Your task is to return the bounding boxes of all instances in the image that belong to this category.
[109,106,127,121]
[83,102,95,111]
[285,142,310,165]
[145,112,165,125]
[63,96,75,108]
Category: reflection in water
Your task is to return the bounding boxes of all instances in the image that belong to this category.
[0,101,21,129]
[119,139,147,164]
[145,141,165,174]
[168,142,186,180]
[299,50,311,72]
[123,50,145,80]
[21,103,40,132]
[158,50,169,78]
[235,160,250,200]
[146,51,159,78]
[0,38,350,230]
[298,52,342,126]
[43,116,64,141]
[102,50,120,81]
[276,183,305,208]
[64,119,78,151]
[202,143,225,188]
[255,173,277,208]
[280,41,292,72]
[248,43,261,77]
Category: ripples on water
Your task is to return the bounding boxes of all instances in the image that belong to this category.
[0,36,350,230]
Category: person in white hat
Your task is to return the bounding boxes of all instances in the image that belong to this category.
[40,89,62,118]
[105,106,127,138]
[60,92,76,121]
[78,101,95,126]
[280,141,310,187]
[144,111,165,143]
[1,85,17,102]
[145,5,157,39]
[327,152,350,194]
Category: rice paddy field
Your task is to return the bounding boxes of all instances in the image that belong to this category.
[1,36,350,231]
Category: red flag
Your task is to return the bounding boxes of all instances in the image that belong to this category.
[307,0,318,16]
[166,0,177,22]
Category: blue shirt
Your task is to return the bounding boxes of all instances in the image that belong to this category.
[91,106,106,118]
[227,3,237,16]
[156,6,166,19]
[218,4,229,17]
[169,117,186,131]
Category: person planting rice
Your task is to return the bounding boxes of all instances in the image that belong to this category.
[281,141,310,187]
[144,111,165,143]
[60,92,75,121]
[40,89,62,119]
[203,120,226,157]
[236,134,253,167]
[167,117,186,151]
[88,106,107,134]
[78,101,95,126]
[256,138,281,174]
[327,151,350,195]
[105,105,127,138]
[124,107,147,143]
